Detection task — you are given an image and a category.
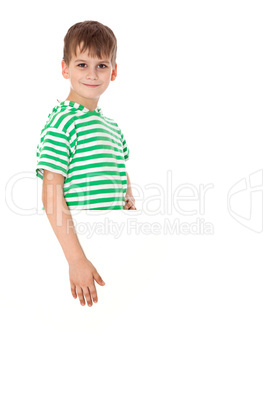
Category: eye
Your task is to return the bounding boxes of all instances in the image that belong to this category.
[78,63,87,68]
[98,64,107,69]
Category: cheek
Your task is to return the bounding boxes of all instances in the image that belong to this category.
[71,71,82,82]
[104,71,112,82]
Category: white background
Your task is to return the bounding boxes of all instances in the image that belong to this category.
[1,0,268,401]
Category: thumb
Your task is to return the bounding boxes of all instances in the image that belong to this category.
[95,273,106,286]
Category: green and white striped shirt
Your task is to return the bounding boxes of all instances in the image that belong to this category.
[36,100,130,210]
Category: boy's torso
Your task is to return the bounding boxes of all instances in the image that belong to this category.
[37,101,129,210]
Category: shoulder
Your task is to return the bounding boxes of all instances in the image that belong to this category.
[99,111,122,133]
[43,106,77,134]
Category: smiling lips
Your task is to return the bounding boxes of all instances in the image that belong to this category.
[82,83,100,88]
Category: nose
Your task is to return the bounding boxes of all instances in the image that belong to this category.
[86,67,98,80]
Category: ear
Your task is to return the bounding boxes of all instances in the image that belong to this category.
[111,63,117,81]
[61,59,69,79]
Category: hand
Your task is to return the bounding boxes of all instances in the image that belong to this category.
[69,257,105,307]
[124,193,136,210]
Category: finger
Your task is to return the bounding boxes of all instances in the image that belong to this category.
[82,287,93,307]
[127,200,135,208]
[88,282,98,303]
[94,272,106,286]
[125,202,134,210]
[70,281,77,299]
[76,286,86,306]
[125,200,132,209]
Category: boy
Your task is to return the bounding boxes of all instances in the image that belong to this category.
[36,20,136,308]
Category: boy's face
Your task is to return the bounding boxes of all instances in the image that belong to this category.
[61,45,117,109]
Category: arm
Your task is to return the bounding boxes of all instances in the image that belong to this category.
[124,171,136,210]
[42,169,105,307]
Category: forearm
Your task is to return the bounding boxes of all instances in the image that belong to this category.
[125,171,136,209]
[43,191,86,264]
[126,171,133,195]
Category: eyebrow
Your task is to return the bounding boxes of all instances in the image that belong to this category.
[74,59,110,63]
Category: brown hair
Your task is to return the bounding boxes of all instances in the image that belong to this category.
[63,20,117,67]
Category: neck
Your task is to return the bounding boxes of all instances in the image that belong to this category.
[65,91,99,112]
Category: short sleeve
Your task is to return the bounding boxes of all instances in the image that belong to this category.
[36,127,71,180]
[121,131,130,161]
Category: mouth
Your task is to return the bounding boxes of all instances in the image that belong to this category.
[82,83,100,88]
